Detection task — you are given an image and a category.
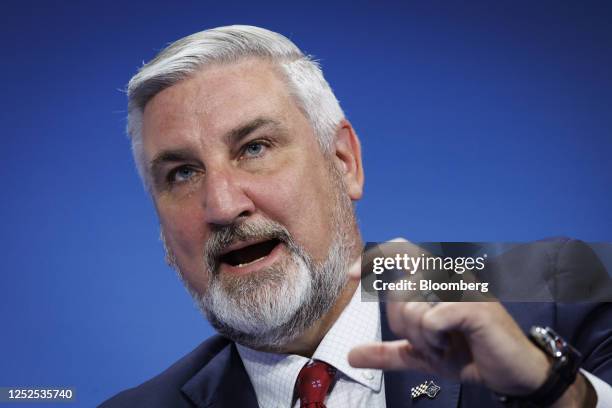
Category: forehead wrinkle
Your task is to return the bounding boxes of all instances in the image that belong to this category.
[142,58,316,179]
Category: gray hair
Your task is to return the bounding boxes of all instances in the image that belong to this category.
[127,25,345,188]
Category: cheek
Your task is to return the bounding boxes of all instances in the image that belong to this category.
[157,198,210,290]
[247,162,338,262]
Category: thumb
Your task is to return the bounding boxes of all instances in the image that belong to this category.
[347,259,362,281]
[347,237,410,281]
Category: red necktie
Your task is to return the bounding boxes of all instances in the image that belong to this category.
[295,360,337,408]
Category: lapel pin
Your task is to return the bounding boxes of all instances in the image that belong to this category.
[411,380,441,399]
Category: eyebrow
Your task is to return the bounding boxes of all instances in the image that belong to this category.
[149,148,200,182]
[224,117,282,145]
[148,117,283,180]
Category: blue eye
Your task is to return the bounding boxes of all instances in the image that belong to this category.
[171,167,195,183]
[244,142,266,158]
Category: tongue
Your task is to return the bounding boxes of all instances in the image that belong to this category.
[222,239,279,266]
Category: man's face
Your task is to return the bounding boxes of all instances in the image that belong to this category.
[140,58,361,348]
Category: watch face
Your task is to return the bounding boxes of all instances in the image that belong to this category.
[530,326,582,371]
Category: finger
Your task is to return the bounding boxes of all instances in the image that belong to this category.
[387,301,437,355]
[424,302,482,334]
[348,340,432,372]
[347,259,361,280]
[420,304,458,351]
[348,237,411,281]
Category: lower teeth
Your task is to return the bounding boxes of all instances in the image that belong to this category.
[237,256,266,268]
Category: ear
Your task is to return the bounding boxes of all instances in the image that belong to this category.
[333,119,364,200]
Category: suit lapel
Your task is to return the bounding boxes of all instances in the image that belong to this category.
[380,303,461,408]
[182,341,259,408]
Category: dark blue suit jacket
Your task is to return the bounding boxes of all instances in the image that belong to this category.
[100,239,612,407]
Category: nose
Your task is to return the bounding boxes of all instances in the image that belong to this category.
[202,169,255,226]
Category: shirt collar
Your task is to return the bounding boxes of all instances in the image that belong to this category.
[237,282,382,408]
[312,282,382,391]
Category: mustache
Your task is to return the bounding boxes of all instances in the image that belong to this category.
[204,218,295,273]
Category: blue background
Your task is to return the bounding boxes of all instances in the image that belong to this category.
[1,1,611,406]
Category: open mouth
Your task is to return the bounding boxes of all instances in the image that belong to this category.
[219,239,281,268]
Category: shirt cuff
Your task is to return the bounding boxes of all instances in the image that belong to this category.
[581,369,612,408]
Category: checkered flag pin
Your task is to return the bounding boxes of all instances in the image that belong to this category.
[411,380,441,399]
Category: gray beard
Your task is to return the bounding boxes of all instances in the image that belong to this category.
[203,230,350,350]
[163,165,356,351]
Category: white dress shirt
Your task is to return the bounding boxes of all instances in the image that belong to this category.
[582,370,612,408]
[237,284,612,407]
[237,283,385,408]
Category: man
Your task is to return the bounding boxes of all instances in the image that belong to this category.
[102,25,612,407]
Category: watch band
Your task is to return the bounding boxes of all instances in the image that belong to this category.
[499,326,582,407]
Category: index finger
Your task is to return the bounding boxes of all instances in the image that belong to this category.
[348,340,432,372]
